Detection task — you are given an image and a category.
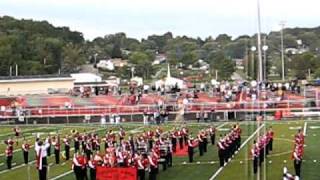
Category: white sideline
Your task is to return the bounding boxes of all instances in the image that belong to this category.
[209,123,265,180]
[49,121,230,180]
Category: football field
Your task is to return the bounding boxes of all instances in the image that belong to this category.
[0,120,319,180]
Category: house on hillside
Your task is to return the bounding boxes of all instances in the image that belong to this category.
[97,58,128,71]
[152,54,167,65]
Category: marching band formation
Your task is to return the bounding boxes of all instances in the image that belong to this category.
[282,129,304,180]
[251,126,274,174]
[2,123,310,180]
[217,124,242,167]
[3,125,219,180]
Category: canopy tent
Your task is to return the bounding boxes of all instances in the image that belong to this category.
[155,64,186,90]
[71,73,102,83]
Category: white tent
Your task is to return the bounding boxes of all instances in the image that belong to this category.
[155,64,186,90]
[71,73,102,83]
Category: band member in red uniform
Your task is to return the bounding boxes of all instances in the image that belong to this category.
[171,131,177,152]
[293,146,303,177]
[267,126,274,152]
[52,136,60,164]
[35,136,50,180]
[182,127,188,146]
[155,127,162,138]
[88,155,97,180]
[13,126,21,137]
[5,145,13,169]
[74,133,80,153]
[202,130,208,153]
[197,132,204,156]
[209,126,216,145]
[177,129,183,149]
[46,135,52,157]
[63,136,71,160]
[13,126,21,145]
[119,127,126,143]
[22,140,30,164]
[147,130,154,150]
[188,135,197,163]
[136,153,148,180]
[148,152,159,180]
[217,135,225,167]
[251,141,259,174]
[72,152,87,180]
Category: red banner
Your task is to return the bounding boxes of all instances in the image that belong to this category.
[96,167,137,180]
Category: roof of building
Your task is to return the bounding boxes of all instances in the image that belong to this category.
[0,74,74,83]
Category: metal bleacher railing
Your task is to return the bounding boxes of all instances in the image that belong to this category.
[0,98,319,119]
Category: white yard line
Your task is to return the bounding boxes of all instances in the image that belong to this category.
[303,122,308,136]
[217,122,228,129]
[50,170,73,180]
[209,123,265,180]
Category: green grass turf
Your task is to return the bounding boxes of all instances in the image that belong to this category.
[216,121,320,180]
[0,121,319,180]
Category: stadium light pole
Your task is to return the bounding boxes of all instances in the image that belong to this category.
[280,21,286,81]
[15,63,18,76]
[256,0,263,82]
[251,46,256,79]
[262,42,268,81]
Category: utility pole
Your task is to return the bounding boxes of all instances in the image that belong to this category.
[280,21,286,81]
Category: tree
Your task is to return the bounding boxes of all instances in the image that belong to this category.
[129,52,153,79]
[288,52,316,79]
[207,51,235,80]
[111,44,122,58]
[62,44,85,73]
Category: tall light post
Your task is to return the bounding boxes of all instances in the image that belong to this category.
[256,0,263,82]
[280,21,286,81]
[251,46,257,79]
[94,53,98,65]
[262,37,269,81]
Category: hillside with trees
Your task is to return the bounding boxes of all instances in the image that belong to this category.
[1,15,320,80]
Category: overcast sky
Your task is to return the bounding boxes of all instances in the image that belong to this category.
[0,0,319,40]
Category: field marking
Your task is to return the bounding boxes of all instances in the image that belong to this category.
[50,170,73,180]
[309,126,320,129]
[289,126,302,130]
[209,123,265,180]
[303,122,308,136]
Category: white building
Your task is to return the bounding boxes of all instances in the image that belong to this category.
[96,60,115,71]
[155,64,186,90]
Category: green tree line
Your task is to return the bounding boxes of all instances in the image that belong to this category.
[1,16,320,80]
